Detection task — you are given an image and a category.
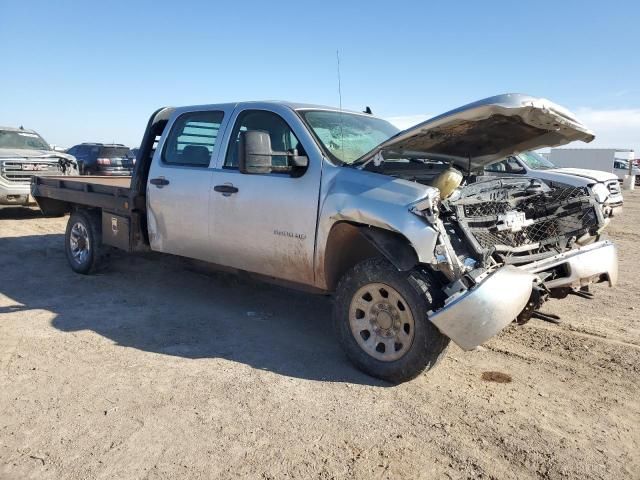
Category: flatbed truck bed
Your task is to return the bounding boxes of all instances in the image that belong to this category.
[31,175,149,251]
[31,175,132,211]
[31,107,171,253]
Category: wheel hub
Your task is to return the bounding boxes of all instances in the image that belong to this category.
[69,222,90,264]
[349,283,415,362]
[375,308,393,330]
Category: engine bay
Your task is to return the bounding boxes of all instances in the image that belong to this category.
[444,177,604,267]
[365,160,606,271]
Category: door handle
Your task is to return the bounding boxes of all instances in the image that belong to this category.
[214,184,239,194]
[150,177,170,187]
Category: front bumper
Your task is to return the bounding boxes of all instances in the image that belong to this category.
[0,193,33,205]
[428,240,618,350]
[0,181,32,205]
[603,193,623,217]
[605,203,623,217]
[429,266,535,350]
[519,240,618,290]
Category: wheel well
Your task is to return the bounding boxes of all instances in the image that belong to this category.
[36,197,71,217]
[323,222,419,292]
[71,207,102,227]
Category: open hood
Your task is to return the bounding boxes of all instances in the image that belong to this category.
[546,167,617,183]
[359,93,594,171]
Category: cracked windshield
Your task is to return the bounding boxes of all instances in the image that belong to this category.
[300,110,399,164]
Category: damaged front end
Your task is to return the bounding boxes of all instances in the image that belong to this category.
[428,266,536,351]
[411,178,617,350]
[449,178,606,267]
[353,93,618,350]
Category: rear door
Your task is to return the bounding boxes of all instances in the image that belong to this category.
[207,105,322,285]
[146,108,230,260]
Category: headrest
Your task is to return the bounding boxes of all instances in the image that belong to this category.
[182,145,211,166]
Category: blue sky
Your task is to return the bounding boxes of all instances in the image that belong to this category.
[1,0,639,151]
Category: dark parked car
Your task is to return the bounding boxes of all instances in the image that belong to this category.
[66,143,133,176]
[125,147,140,164]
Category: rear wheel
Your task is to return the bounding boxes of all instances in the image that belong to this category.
[334,258,449,383]
[65,210,102,274]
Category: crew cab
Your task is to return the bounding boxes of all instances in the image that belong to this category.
[32,94,618,382]
[485,151,623,217]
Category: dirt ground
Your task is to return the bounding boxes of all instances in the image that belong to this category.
[0,193,638,480]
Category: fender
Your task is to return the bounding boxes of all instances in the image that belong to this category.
[315,165,440,290]
[357,226,418,271]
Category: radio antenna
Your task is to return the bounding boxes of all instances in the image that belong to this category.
[336,49,344,154]
[336,49,343,111]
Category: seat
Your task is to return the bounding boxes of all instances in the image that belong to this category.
[182,145,211,166]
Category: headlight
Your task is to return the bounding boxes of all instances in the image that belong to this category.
[410,190,440,222]
[591,183,609,203]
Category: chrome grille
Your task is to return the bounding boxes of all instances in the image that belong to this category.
[1,160,63,183]
[464,202,510,217]
[468,207,598,250]
[455,184,601,254]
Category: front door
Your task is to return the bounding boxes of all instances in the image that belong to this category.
[147,109,227,260]
[208,107,321,285]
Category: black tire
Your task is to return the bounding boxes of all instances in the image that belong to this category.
[334,257,449,383]
[65,210,102,274]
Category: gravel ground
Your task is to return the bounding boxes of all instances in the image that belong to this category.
[0,192,638,479]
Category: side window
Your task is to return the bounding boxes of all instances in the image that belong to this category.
[224,110,303,170]
[505,158,525,173]
[162,111,224,167]
[486,159,509,173]
[486,158,524,174]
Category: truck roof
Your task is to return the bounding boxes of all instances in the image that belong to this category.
[79,142,127,147]
[171,101,376,117]
[0,126,40,134]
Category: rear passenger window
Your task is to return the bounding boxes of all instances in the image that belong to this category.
[162,111,224,167]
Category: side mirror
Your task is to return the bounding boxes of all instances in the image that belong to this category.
[239,130,273,174]
[239,130,308,175]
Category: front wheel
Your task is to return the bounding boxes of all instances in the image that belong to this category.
[334,258,449,383]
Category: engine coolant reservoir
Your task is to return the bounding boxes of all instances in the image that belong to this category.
[432,167,464,199]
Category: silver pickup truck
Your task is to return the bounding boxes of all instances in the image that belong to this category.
[32,93,618,383]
